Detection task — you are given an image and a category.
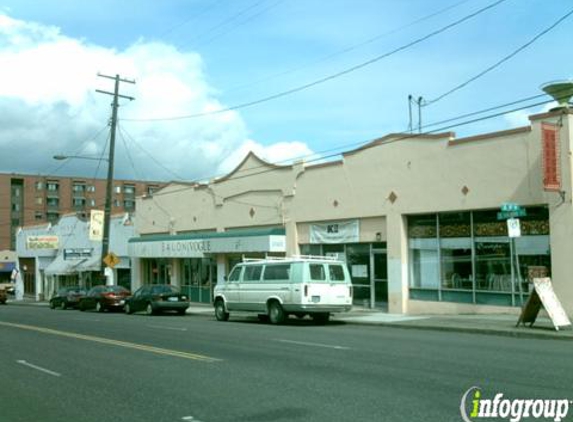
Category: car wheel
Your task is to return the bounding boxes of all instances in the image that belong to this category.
[125,303,133,314]
[49,301,56,310]
[60,301,67,310]
[145,303,155,316]
[214,300,229,321]
[96,301,104,313]
[268,301,285,325]
[312,313,330,325]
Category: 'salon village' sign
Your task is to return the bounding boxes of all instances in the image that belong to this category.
[129,235,286,258]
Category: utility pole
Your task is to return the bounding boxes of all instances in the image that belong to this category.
[96,73,135,282]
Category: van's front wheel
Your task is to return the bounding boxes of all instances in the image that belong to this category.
[268,301,285,325]
[214,299,229,321]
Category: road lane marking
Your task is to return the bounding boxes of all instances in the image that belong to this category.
[0,321,220,363]
[17,360,61,377]
[147,325,188,332]
[275,339,350,350]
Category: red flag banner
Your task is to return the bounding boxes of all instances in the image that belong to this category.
[542,123,560,191]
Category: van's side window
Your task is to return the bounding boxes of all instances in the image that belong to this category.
[309,264,326,281]
[263,264,290,281]
[228,267,242,282]
[244,265,262,282]
[329,265,345,281]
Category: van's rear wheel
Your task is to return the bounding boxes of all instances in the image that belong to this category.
[214,300,229,321]
[268,301,285,325]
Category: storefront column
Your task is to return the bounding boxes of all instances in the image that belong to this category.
[130,257,142,291]
[35,260,43,301]
[387,212,408,314]
[216,255,226,286]
[170,258,181,287]
[285,219,299,257]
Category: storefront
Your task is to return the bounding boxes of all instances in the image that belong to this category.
[128,228,286,303]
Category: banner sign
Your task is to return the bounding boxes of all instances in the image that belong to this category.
[89,210,105,241]
[541,123,561,191]
[26,235,59,250]
[309,220,359,244]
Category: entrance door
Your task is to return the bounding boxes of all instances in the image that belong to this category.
[372,252,388,308]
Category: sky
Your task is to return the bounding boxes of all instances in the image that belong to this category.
[0,0,572,182]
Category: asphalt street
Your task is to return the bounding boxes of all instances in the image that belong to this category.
[1,305,572,422]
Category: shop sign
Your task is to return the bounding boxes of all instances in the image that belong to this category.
[64,248,93,260]
[309,220,359,244]
[26,235,59,250]
[89,210,105,241]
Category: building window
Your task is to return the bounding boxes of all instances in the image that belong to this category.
[47,181,59,192]
[87,185,96,192]
[73,198,86,207]
[408,207,551,306]
[72,182,86,193]
[114,186,122,194]
[113,199,121,207]
[47,197,59,208]
[89,199,96,207]
[11,203,20,212]
[123,184,136,196]
[35,212,43,220]
[35,181,44,191]
[124,200,135,210]
[147,185,158,195]
[36,197,43,205]
[47,212,59,223]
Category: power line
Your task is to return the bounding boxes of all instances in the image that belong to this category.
[149,92,560,200]
[224,0,475,95]
[424,6,573,106]
[123,0,508,123]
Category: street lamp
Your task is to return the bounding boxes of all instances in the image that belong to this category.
[53,152,113,284]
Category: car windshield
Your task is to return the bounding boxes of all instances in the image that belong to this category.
[151,285,178,294]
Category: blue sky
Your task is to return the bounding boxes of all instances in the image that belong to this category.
[0,0,571,181]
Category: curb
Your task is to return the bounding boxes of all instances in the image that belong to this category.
[335,319,573,341]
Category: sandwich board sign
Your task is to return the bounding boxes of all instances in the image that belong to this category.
[516,278,572,331]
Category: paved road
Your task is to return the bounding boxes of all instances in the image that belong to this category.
[1,306,571,422]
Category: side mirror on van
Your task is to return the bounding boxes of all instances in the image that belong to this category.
[223,275,228,281]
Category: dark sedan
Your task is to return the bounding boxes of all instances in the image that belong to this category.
[79,285,131,312]
[124,284,190,315]
[49,286,86,310]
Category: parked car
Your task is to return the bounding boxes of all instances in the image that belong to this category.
[49,286,86,310]
[79,285,131,312]
[213,256,353,324]
[124,284,190,315]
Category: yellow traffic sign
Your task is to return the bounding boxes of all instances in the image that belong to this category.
[103,252,121,268]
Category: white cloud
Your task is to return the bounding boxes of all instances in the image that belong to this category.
[0,14,313,182]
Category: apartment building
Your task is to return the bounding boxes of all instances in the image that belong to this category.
[0,173,165,250]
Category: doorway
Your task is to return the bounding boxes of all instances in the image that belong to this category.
[371,251,388,309]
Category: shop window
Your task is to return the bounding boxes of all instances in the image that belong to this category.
[439,212,472,291]
[408,214,439,289]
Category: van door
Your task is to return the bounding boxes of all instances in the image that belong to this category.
[238,265,264,311]
[224,266,242,310]
[325,263,352,304]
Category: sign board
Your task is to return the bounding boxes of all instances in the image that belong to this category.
[103,252,121,269]
[64,248,92,260]
[506,218,521,238]
[309,220,359,244]
[26,235,59,250]
[517,278,572,331]
[89,210,105,241]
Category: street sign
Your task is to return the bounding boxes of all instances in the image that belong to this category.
[103,252,121,268]
[497,203,526,220]
[507,218,521,238]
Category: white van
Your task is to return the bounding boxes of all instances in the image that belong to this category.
[213,256,353,324]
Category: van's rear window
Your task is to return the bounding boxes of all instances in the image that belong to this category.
[310,264,326,281]
[329,265,346,281]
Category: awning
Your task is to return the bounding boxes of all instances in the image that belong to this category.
[44,254,78,275]
[129,227,286,258]
[0,262,16,273]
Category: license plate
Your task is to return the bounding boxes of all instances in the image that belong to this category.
[311,296,321,303]
[168,297,178,302]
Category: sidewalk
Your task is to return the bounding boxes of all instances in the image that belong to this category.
[6,299,572,340]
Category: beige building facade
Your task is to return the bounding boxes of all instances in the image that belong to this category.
[130,109,573,315]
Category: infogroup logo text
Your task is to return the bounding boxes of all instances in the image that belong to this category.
[460,387,571,422]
